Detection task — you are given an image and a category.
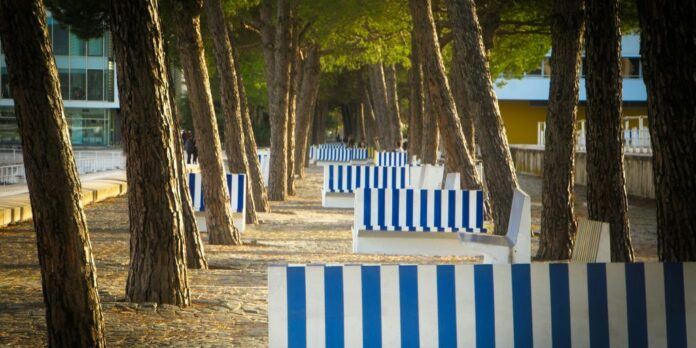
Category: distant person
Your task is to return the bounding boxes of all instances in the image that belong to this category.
[181,130,190,147]
[348,136,355,147]
[358,141,365,148]
[192,139,198,164]
[185,136,196,164]
[335,134,341,143]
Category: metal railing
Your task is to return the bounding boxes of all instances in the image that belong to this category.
[0,150,125,185]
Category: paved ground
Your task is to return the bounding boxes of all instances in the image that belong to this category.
[0,165,658,346]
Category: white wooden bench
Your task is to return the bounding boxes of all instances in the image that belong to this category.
[188,172,246,232]
[572,219,611,262]
[322,165,409,208]
[375,151,408,166]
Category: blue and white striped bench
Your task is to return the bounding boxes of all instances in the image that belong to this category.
[268,262,696,348]
[258,151,270,187]
[322,165,409,208]
[314,148,369,165]
[354,188,531,262]
[376,151,408,166]
[188,172,246,232]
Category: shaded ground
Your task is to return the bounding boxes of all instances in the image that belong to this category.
[0,166,657,346]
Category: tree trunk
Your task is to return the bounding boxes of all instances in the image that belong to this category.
[164,43,208,269]
[204,0,257,225]
[368,63,394,149]
[421,95,439,164]
[585,0,633,262]
[294,45,321,178]
[637,0,696,261]
[408,31,424,160]
[110,0,190,305]
[450,44,476,157]
[286,24,299,196]
[341,104,353,140]
[229,26,269,213]
[313,100,327,144]
[355,103,367,143]
[447,0,520,235]
[362,86,381,149]
[385,64,403,146]
[0,1,106,345]
[173,1,240,245]
[409,0,483,191]
[536,0,584,259]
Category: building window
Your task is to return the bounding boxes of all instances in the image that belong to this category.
[70,69,86,100]
[88,37,103,56]
[69,31,86,56]
[87,69,104,101]
[58,68,70,98]
[621,57,640,78]
[1,67,10,99]
[53,24,69,55]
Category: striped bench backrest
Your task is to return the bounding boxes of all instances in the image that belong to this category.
[315,148,369,162]
[354,188,485,232]
[376,151,408,166]
[258,152,270,185]
[323,165,409,193]
[268,263,695,348]
[188,172,246,213]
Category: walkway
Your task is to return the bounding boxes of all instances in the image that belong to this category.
[0,165,658,346]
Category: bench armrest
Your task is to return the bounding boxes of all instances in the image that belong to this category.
[458,232,512,248]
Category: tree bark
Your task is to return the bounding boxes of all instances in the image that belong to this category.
[421,95,439,164]
[110,0,190,305]
[447,0,520,235]
[409,0,483,191]
[229,26,270,213]
[385,64,404,146]
[450,44,476,157]
[313,100,327,144]
[637,0,696,261]
[355,103,367,143]
[173,1,240,245]
[537,0,584,259]
[585,0,633,262]
[368,63,395,149]
[0,1,106,345]
[204,0,257,224]
[408,31,424,160]
[294,45,321,178]
[362,86,381,149]
[286,23,299,196]
[164,42,208,269]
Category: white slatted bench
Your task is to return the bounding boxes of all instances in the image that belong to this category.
[353,188,531,263]
[315,148,370,166]
[376,151,408,166]
[188,172,246,232]
[268,262,695,348]
[322,165,410,208]
[572,219,611,262]
[258,152,270,187]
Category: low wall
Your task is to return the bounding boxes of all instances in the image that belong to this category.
[510,145,655,199]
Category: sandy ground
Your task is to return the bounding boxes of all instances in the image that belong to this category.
[0,165,657,346]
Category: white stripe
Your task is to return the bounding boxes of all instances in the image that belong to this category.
[468,191,477,229]
[194,173,203,211]
[644,263,667,347]
[268,266,288,348]
[398,189,407,228]
[531,264,552,348]
[305,266,326,348]
[343,266,363,348]
[384,189,393,229]
[370,189,379,228]
[355,189,365,230]
[493,265,515,347]
[685,263,696,347]
[569,263,590,348]
[412,189,421,229]
[606,263,629,347]
[417,265,439,347]
[455,265,477,347]
[426,190,435,229]
[454,190,463,229]
[381,265,401,347]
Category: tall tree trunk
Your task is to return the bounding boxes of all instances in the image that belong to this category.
[110,0,190,305]
[408,31,424,160]
[409,0,483,190]
[537,0,584,259]
[0,1,106,345]
[204,0,257,224]
[637,0,696,261]
[341,104,353,140]
[230,27,269,213]
[421,95,439,164]
[450,44,476,156]
[585,0,633,262]
[355,103,367,143]
[286,23,299,196]
[294,45,321,178]
[164,43,208,269]
[314,100,327,144]
[362,86,381,149]
[446,0,520,235]
[385,64,403,146]
[368,63,394,149]
[173,1,240,245]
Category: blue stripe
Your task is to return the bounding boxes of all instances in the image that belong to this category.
[400,167,406,188]
[325,266,344,348]
[434,190,442,230]
[237,175,245,212]
[476,191,484,229]
[329,165,334,191]
[287,267,306,348]
[406,189,414,229]
[549,263,571,348]
[420,190,428,228]
[391,167,397,188]
[378,189,386,229]
[462,191,470,229]
[199,175,205,211]
[365,167,371,188]
[447,190,455,230]
[362,266,382,347]
[337,166,343,191]
[399,265,420,348]
[437,265,457,348]
[663,263,687,348]
[356,166,362,188]
[474,264,495,348]
[392,189,400,229]
[188,173,196,208]
[381,166,387,187]
[625,263,648,348]
[347,166,353,191]
[511,264,533,348]
[364,189,372,229]
[587,263,609,348]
